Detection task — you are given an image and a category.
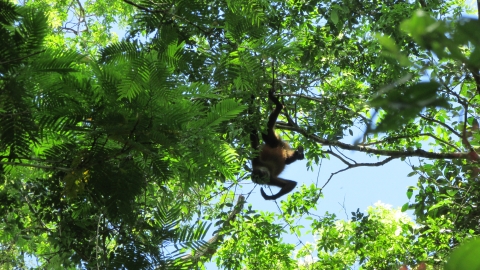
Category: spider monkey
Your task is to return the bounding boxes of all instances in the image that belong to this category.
[250,89,304,200]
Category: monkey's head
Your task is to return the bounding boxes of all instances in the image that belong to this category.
[251,167,270,184]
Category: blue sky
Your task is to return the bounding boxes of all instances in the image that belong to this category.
[203,143,419,269]
[248,133,419,236]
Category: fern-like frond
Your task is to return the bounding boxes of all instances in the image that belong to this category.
[99,40,143,63]
[0,1,18,26]
[32,49,82,72]
[193,99,247,130]
[16,8,49,54]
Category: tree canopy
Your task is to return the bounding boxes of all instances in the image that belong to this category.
[1,0,480,269]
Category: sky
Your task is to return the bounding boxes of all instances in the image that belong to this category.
[269,149,418,219]
[244,132,419,239]
[202,132,421,269]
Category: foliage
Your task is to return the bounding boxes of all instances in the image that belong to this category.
[295,203,451,269]
[0,1,242,268]
[1,0,480,269]
[445,237,480,270]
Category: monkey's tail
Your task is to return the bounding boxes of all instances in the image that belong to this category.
[260,188,275,200]
[260,178,297,200]
[260,180,297,200]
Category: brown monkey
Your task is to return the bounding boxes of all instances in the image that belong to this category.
[250,90,304,200]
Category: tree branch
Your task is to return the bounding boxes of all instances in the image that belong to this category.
[181,195,245,262]
[122,0,150,11]
[359,133,461,151]
[321,156,397,189]
[419,114,462,138]
[276,123,471,160]
[0,161,71,172]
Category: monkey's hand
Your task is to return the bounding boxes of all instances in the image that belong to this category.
[296,146,305,160]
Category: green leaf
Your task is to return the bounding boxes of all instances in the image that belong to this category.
[428,199,453,211]
[369,81,448,133]
[401,202,409,212]
[406,187,413,199]
[445,238,480,270]
[445,189,458,197]
[376,34,399,54]
[331,10,339,25]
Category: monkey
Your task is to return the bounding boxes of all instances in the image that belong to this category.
[250,89,304,200]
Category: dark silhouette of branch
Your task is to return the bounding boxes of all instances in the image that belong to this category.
[419,114,461,138]
[122,0,211,35]
[0,161,71,172]
[276,122,472,160]
[0,50,46,65]
[321,156,396,189]
[325,149,397,168]
[359,133,461,151]
[278,93,369,123]
[181,195,245,262]
[122,0,150,11]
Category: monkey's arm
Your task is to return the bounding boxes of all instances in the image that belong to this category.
[260,177,297,200]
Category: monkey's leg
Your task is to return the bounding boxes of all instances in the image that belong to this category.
[285,146,305,164]
[260,177,297,200]
[262,90,284,148]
